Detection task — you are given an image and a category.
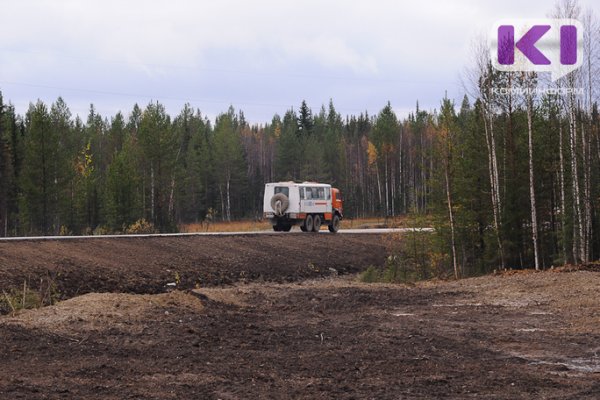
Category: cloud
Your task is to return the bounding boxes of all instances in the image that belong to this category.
[0,0,597,122]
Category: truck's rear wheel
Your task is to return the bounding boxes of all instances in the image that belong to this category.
[304,215,314,232]
[282,223,292,232]
[313,215,322,232]
[272,224,281,232]
[328,214,340,233]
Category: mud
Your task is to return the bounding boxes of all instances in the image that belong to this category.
[0,236,599,398]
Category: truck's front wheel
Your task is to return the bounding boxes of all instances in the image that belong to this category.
[328,214,340,233]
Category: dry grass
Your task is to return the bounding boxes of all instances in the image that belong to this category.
[179,220,271,233]
[342,215,425,229]
[6,291,204,334]
[179,215,421,233]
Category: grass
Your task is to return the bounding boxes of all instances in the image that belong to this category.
[343,216,408,229]
[0,278,60,316]
[179,215,430,233]
[179,220,272,233]
[358,257,420,284]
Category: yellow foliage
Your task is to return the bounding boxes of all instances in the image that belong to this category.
[126,219,156,234]
[367,141,378,167]
[75,142,94,178]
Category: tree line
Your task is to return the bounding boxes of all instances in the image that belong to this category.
[0,0,598,276]
[0,95,435,236]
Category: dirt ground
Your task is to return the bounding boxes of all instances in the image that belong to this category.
[0,233,388,299]
[0,234,599,399]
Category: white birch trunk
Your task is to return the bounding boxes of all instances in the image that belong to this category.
[443,144,458,279]
[558,121,568,264]
[150,164,155,222]
[482,107,505,270]
[525,81,540,270]
[226,177,231,222]
[568,97,583,263]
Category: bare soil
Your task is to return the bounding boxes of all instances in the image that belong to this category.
[0,233,388,299]
[1,234,599,399]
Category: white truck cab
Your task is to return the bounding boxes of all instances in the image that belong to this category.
[263,181,343,232]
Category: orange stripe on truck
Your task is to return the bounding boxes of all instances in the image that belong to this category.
[314,202,327,205]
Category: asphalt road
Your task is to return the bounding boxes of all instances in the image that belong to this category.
[0,227,433,241]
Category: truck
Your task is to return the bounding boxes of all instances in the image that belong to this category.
[263,182,343,233]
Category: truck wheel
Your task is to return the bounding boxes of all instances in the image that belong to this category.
[312,215,322,232]
[282,223,292,232]
[300,224,307,232]
[272,224,281,232]
[304,215,314,233]
[328,214,340,233]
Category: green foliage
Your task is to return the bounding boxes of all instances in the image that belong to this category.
[105,142,139,230]
[20,101,62,234]
[275,110,301,180]
[174,105,210,222]
[213,107,247,221]
[361,217,450,284]
[358,256,423,284]
[2,88,600,276]
[138,102,178,231]
[372,101,398,152]
[0,278,60,315]
[358,265,382,283]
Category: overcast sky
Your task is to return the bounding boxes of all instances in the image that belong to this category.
[0,0,597,124]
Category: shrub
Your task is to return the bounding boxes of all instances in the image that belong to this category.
[359,265,382,283]
[0,278,59,315]
[125,219,156,234]
[93,225,111,235]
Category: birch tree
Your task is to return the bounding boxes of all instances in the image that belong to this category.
[439,96,459,279]
[524,72,540,270]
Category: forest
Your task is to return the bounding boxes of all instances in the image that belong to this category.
[0,1,598,277]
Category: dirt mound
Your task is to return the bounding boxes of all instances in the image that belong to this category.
[6,291,203,334]
[0,233,387,302]
[554,262,600,273]
[1,272,599,399]
[1,235,598,398]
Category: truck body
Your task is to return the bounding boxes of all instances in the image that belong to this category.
[263,182,343,232]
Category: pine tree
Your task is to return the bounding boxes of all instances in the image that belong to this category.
[297,100,313,137]
[0,92,9,235]
[105,142,139,230]
[323,100,346,187]
[213,107,246,221]
[372,102,399,216]
[138,101,178,231]
[0,97,20,235]
[438,96,459,278]
[20,101,59,233]
[275,110,301,180]
[175,106,210,222]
